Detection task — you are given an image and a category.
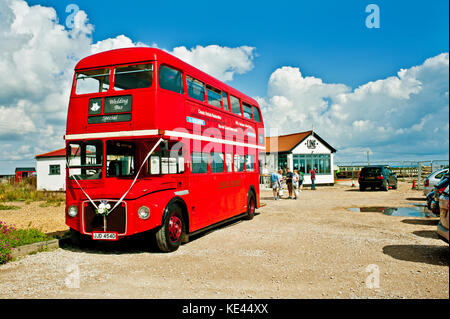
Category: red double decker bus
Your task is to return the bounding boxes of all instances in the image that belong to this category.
[65,47,265,252]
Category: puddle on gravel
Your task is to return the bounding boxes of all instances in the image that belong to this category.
[348,203,438,218]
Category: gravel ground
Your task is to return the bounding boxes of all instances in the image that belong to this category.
[0,182,448,299]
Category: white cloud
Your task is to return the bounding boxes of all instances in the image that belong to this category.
[260,53,449,161]
[170,45,256,81]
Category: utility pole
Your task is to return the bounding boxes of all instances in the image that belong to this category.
[367,151,370,165]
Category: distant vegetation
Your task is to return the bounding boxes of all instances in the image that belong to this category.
[0,177,64,206]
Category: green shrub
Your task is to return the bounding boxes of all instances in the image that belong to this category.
[10,228,48,247]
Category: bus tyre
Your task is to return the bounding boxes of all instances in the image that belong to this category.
[156,204,184,252]
[246,192,256,220]
[382,182,389,191]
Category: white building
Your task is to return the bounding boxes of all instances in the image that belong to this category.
[35,148,66,191]
[260,130,337,185]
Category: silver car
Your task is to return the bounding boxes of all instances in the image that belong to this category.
[437,185,449,243]
[423,168,449,196]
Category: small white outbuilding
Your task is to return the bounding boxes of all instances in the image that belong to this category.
[35,148,66,191]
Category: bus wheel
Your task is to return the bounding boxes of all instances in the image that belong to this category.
[246,192,256,220]
[156,204,184,252]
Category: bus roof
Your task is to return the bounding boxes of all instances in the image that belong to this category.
[75,47,259,106]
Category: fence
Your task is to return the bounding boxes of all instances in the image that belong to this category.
[334,160,449,189]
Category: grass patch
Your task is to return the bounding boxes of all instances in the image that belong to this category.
[0,204,20,211]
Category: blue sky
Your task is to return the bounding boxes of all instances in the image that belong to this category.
[28,0,448,96]
[0,0,448,173]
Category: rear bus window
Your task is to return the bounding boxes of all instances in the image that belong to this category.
[75,68,110,95]
[187,76,205,102]
[159,65,184,94]
[230,95,241,115]
[242,102,253,120]
[206,85,222,108]
[114,64,153,90]
[253,106,261,122]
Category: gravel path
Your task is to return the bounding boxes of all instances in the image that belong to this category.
[0,182,448,298]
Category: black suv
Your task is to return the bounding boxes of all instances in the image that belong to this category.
[358,165,398,191]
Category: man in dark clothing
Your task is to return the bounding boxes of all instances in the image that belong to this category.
[286,168,294,198]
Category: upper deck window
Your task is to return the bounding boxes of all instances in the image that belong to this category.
[113,64,153,90]
[187,76,205,102]
[75,68,110,95]
[206,85,222,108]
[253,106,261,123]
[159,65,184,94]
[230,95,241,116]
[223,92,229,111]
[242,102,253,120]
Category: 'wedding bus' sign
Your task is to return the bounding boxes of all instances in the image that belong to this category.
[104,95,132,113]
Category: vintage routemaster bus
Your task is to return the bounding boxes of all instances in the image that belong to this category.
[64,47,265,252]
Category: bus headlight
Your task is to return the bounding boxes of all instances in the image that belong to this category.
[68,205,78,218]
[138,206,150,220]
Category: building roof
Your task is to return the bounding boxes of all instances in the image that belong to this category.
[35,148,66,158]
[15,167,36,172]
[265,130,337,153]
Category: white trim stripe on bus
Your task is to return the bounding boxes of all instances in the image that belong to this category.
[65,130,266,150]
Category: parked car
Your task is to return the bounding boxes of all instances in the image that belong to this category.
[429,173,449,215]
[423,168,449,196]
[358,165,398,191]
[437,185,449,243]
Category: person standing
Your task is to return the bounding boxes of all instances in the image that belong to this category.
[270,170,280,200]
[285,168,294,199]
[310,167,317,190]
[298,170,304,192]
[293,169,300,199]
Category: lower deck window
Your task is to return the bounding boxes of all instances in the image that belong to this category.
[106,141,135,177]
[67,140,103,180]
[191,152,208,174]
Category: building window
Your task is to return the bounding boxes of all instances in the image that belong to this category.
[49,164,60,175]
[293,154,331,175]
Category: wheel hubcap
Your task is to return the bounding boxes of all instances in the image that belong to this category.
[168,215,182,242]
[249,197,255,213]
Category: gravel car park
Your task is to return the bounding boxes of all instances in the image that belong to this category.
[0,182,448,299]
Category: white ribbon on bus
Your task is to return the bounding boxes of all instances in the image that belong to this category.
[66,138,163,215]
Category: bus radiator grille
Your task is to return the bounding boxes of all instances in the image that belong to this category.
[83,201,126,234]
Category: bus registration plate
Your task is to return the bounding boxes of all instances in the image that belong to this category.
[92,232,118,241]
